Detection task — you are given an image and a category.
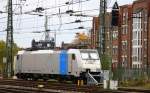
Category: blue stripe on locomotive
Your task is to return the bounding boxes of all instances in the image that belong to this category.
[59,50,68,75]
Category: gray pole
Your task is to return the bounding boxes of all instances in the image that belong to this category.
[99,0,107,55]
[45,15,50,41]
[5,0,13,78]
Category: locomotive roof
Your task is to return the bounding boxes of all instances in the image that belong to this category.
[18,50,54,55]
[31,50,54,54]
[17,49,97,55]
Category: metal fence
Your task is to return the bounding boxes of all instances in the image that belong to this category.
[111,68,150,81]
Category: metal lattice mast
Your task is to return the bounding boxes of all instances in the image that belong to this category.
[99,0,107,55]
[5,0,13,78]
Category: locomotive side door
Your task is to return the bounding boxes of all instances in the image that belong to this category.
[59,50,68,75]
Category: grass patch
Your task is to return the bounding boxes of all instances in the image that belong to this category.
[120,79,150,89]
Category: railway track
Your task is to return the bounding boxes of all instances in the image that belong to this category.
[0,79,149,93]
[118,87,150,93]
[0,79,102,93]
[0,85,62,93]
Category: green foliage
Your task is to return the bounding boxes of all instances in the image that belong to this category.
[12,43,20,56]
[121,79,145,87]
[0,40,20,73]
[120,77,150,88]
[121,80,150,89]
[101,54,111,70]
[0,41,6,72]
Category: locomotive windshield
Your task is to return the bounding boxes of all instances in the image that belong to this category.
[90,53,99,59]
[81,53,89,59]
[80,50,99,60]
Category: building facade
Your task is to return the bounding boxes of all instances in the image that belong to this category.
[91,17,99,49]
[114,0,150,69]
[119,5,132,69]
[132,0,150,68]
[111,26,119,69]
[90,0,150,70]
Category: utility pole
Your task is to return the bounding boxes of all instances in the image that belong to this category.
[45,15,50,41]
[5,0,13,78]
[99,0,107,55]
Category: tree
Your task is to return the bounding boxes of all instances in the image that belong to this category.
[101,54,111,70]
[72,32,90,45]
[0,41,6,73]
[0,40,20,74]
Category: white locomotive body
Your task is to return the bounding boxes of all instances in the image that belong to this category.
[15,49,102,83]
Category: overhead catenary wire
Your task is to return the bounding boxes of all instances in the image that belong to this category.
[0,19,92,32]
[0,10,95,27]
[0,8,99,22]
[0,0,93,17]
[0,9,97,26]
[0,9,98,27]
[0,26,91,34]
[23,0,91,14]
[0,30,88,36]
[0,0,98,47]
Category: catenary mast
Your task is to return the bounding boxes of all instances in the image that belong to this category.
[5,0,13,78]
[99,0,107,55]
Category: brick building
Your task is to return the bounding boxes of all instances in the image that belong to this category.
[90,0,150,69]
[119,5,132,69]
[111,26,119,69]
[112,0,150,69]
[90,17,99,48]
[118,0,150,69]
[90,14,112,50]
[131,0,150,68]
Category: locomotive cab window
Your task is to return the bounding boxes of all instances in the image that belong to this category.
[80,50,99,60]
[16,55,19,60]
[72,54,76,60]
[90,53,99,60]
[81,53,89,60]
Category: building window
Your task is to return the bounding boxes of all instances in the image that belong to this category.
[132,11,142,66]
[123,12,128,25]
[122,25,128,35]
[122,40,128,52]
[112,46,118,55]
[113,31,118,39]
[143,11,147,32]
[132,56,138,62]
[133,31,137,39]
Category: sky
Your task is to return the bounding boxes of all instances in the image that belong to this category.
[0,0,135,48]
